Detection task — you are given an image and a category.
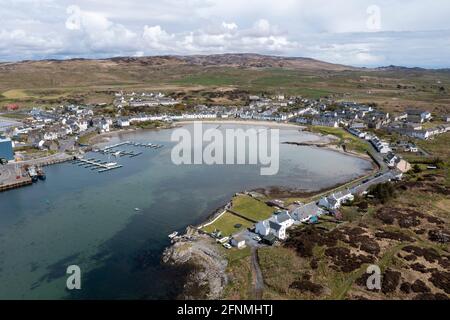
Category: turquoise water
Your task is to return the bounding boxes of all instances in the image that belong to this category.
[0,124,372,299]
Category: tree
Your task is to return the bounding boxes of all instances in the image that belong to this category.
[413,164,422,173]
[368,182,396,204]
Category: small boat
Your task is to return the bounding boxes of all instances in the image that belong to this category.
[28,166,38,182]
[37,167,46,181]
[105,162,118,167]
[134,208,141,212]
[168,231,178,239]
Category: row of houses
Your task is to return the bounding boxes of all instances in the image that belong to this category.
[389,124,450,140]
[114,92,180,108]
[241,190,355,246]
[369,136,392,154]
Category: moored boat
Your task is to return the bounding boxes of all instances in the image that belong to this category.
[168,231,178,239]
[27,166,38,182]
[37,167,46,181]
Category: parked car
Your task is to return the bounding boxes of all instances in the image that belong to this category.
[301,215,313,223]
[222,243,232,249]
[252,236,262,242]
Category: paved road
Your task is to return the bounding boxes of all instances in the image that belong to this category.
[350,170,398,195]
[251,247,264,300]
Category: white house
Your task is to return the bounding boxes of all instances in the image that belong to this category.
[44,132,58,141]
[97,119,110,133]
[118,118,130,127]
[370,136,392,154]
[269,220,287,240]
[255,211,294,240]
[406,110,432,123]
[385,152,400,168]
[272,211,295,229]
[255,220,272,237]
[76,120,88,132]
[319,191,354,210]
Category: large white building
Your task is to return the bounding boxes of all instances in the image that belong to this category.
[255,211,294,240]
[318,191,354,210]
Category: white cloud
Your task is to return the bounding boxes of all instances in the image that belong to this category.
[0,0,449,67]
[222,22,238,32]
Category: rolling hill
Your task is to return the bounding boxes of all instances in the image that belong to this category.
[0,54,449,114]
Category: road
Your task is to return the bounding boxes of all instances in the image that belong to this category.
[350,170,398,195]
[251,247,264,300]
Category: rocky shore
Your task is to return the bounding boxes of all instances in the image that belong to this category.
[162,226,228,300]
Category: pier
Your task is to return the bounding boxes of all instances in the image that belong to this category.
[102,141,163,151]
[73,157,123,172]
[0,175,32,192]
[92,140,163,158]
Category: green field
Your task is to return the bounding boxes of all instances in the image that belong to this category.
[231,195,275,222]
[202,211,252,236]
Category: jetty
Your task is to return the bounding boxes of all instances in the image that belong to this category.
[73,157,123,172]
[102,141,164,151]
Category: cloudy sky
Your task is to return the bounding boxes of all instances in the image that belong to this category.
[1,0,449,67]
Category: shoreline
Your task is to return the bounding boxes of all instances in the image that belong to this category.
[176,119,306,129]
[154,121,378,299]
[86,120,372,163]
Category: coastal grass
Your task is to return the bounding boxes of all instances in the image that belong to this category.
[309,126,369,154]
[258,247,312,299]
[223,254,253,299]
[202,211,252,236]
[231,195,275,222]
[78,131,98,145]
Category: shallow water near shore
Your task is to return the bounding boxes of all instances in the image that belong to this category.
[0,123,372,299]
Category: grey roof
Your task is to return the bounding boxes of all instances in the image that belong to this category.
[275,212,292,224]
[269,220,282,231]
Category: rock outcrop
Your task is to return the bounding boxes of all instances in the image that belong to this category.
[162,226,228,299]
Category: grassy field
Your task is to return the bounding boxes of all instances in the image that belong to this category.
[78,131,98,145]
[230,195,275,222]
[309,126,370,153]
[202,211,252,236]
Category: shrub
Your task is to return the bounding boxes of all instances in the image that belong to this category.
[368,182,396,204]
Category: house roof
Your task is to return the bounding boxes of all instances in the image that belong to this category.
[274,211,292,224]
[269,220,283,231]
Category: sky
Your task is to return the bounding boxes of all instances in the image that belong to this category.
[0,0,449,67]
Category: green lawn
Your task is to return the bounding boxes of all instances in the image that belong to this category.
[202,211,252,236]
[231,195,275,221]
[78,132,98,145]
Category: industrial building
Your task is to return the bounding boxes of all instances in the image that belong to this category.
[0,137,14,161]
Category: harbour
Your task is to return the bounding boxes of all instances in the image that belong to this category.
[0,124,373,299]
